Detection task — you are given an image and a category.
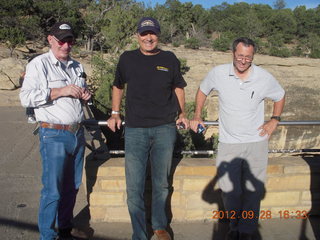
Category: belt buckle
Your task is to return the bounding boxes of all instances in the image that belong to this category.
[68,124,80,133]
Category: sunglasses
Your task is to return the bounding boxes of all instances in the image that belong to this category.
[53,36,75,46]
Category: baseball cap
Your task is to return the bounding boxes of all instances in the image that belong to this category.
[49,22,74,41]
[137,17,161,35]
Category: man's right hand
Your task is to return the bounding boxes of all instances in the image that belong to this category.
[190,117,204,133]
[61,84,84,98]
[107,115,122,132]
[51,84,83,100]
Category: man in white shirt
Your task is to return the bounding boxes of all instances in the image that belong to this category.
[190,37,285,240]
[20,22,91,240]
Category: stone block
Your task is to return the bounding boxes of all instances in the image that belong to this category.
[301,191,311,201]
[175,166,216,176]
[267,164,284,175]
[97,166,125,177]
[301,189,320,201]
[284,165,310,174]
[171,207,185,221]
[90,192,124,206]
[105,207,131,222]
[100,179,126,191]
[261,191,300,207]
[186,193,212,209]
[90,206,107,222]
[266,175,310,190]
[186,209,205,220]
[183,178,211,191]
[301,191,320,205]
[171,191,186,206]
[172,179,181,191]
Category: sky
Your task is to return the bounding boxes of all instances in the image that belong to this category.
[137,0,319,9]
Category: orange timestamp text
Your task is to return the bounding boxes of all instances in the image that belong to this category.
[212,210,309,220]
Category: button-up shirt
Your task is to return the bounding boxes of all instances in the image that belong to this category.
[20,50,86,124]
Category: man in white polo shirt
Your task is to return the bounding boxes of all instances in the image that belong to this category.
[190,37,285,240]
[20,22,91,240]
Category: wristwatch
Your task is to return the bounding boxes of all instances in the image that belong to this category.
[111,110,120,115]
[270,116,281,121]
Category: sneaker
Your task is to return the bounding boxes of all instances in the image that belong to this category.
[27,115,36,124]
[153,229,172,240]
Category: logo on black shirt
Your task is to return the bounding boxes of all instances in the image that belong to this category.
[156,66,169,72]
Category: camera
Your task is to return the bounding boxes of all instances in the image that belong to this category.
[197,124,205,134]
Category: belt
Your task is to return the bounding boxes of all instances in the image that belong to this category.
[40,122,81,134]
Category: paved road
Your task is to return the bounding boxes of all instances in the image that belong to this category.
[0,106,319,240]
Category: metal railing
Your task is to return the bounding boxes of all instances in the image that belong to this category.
[83,120,320,155]
[83,120,320,126]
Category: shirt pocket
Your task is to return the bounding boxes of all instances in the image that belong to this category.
[48,78,68,88]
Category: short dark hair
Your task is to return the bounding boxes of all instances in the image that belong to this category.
[232,37,256,53]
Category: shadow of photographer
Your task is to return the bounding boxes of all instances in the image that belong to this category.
[202,158,266,240]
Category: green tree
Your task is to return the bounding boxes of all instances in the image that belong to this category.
[0,0,42,42]
[184,37,200,49]
[101,1,143,53]
[308,33,320,58]
[294,6,320,38]
[209,3,265,40]
[273,0,286,9]
[207,2,231,33]
[267,33,291,57]
[266,9,297,42]
[81,0,115,52]
[153,4,175,43]
[33,0,85,38]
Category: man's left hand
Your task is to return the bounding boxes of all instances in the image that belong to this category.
[81,88,92,101]
[176,115,189,130]
[258,119,279,138]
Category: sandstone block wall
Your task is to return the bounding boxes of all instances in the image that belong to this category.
[84,156,320,222]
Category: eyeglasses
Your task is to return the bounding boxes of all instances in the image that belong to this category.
[52,36,75,46]
[235,54,253,63]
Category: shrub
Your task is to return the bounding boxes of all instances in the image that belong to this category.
[292,46,304,57]
[310,49,320,58]
[178,58,190,75]
[184,37,200,49]
[269,47,291,57]
[172,41,181,47]
[212,32,236,52]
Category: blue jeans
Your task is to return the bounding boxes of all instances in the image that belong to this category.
[125,123,177,240]
[38,127,85,240]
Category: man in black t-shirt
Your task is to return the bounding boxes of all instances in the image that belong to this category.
[107,17,188,240]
